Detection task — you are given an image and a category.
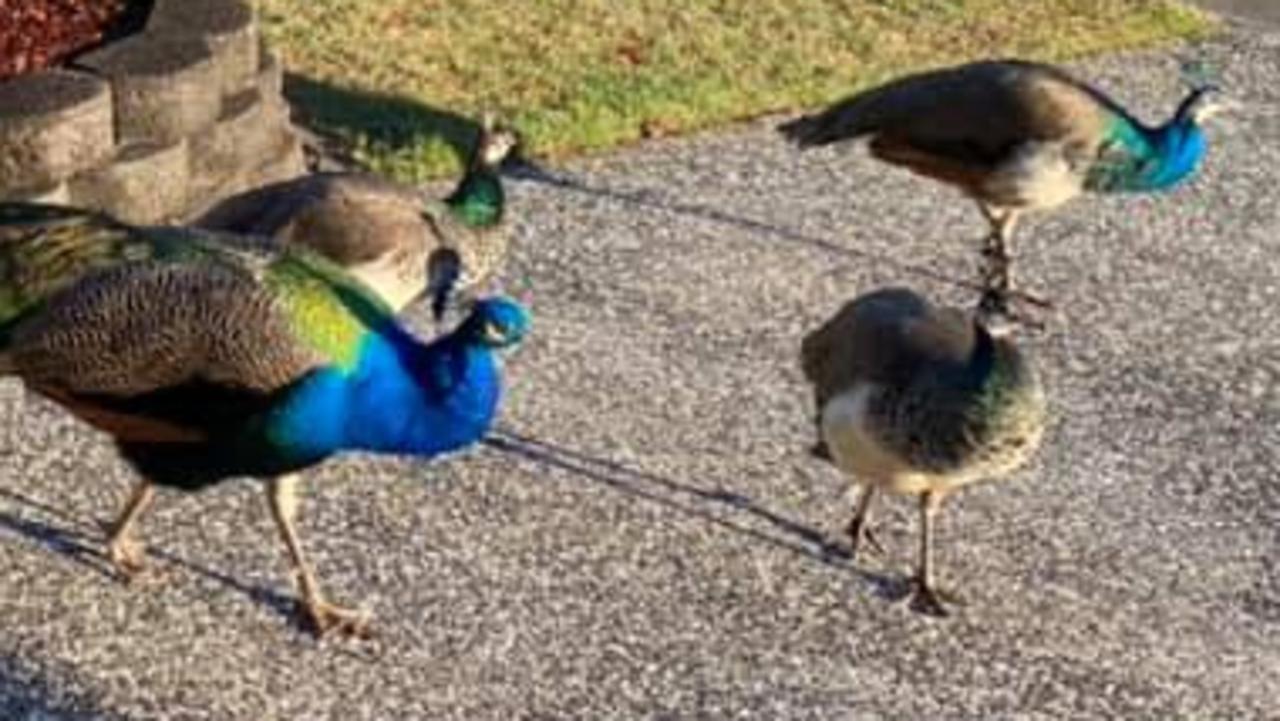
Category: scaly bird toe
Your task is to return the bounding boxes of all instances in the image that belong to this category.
[100,523,147,581]
[302,599,374,639]
[908,580,966,618]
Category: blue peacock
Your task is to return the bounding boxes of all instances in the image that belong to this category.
[0,201,530,637]
[779,59,1225,321]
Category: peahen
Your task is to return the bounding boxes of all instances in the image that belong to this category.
[801,287,1046,616]
[0,201,530,637]
[779,60,1224,320]
[197,114,519,319]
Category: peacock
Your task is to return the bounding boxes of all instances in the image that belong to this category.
[801,287,1046,616]
[779,60,1224,321]
[0,201,530,637]
[197,114,519,319]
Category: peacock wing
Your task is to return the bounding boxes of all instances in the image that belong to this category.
[3,253,331,442]
[7,259,323,395]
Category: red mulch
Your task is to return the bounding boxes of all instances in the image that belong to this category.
[0,0,137,81]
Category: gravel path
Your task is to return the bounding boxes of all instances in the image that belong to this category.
[2,21,1278,721]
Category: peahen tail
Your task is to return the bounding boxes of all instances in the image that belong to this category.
[777,113,833,147]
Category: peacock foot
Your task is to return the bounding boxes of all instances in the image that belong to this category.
[301,598,374,639]
[907,579,966,618]
[100,524,147,581]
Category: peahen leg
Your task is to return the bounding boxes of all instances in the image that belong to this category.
[103,478,155,579]
[978,206,1018,300]
[846,484,885,559]
[909,490,964,617]
[266,474,372,638]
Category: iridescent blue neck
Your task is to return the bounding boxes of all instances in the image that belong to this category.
[1142,119,1207,191]
[271,331,501,459]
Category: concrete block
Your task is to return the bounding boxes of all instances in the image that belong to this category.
[0,70,114,192]
[77,32,222,145]
[69,140,191,224]
[148,0,259,97]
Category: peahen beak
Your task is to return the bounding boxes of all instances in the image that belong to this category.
[426,248,463,322]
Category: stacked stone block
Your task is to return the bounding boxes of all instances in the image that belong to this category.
[0,0,304,223]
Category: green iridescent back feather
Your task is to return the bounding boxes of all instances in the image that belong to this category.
[0,202,393,368]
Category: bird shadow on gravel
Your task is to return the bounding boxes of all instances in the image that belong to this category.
[504,159,1069,307]
[485,428,910,601]
[0,485,303,632]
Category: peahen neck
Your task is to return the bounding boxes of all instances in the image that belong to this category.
[445,165,504,228]
[270,329,502,460]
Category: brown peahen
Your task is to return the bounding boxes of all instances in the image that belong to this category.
[779,60,1224,321]
[0,201,530,637]
[801,287,1046,616]
[197,114,519,318]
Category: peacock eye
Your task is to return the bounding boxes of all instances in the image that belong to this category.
[483,320,507,342]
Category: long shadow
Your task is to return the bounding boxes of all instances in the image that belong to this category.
[282,74,482,169]
[484,427,906,599]
[0,486,298,630]
[504,157,1061,306]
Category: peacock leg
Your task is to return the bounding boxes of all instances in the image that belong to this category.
[909,490,964,617]
[103,478,156,579]
[846,484,885,559]
[267,474,372,638]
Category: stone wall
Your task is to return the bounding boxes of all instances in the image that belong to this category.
[0,0,304,223]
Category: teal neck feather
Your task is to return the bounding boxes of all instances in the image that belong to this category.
[446,166,504,227]
[1089,101,1208,193]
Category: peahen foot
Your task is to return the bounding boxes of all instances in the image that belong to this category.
[106,536,146,579]
[907,579,966,618]
[977,288,1046,334]
[301,598,374,639]
[99,519,148,580]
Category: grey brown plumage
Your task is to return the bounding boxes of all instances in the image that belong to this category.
[802,287,1046,615]
[197,115,519,315]
[780,60,1220,321]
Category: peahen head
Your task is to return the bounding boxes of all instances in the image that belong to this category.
[474,112,520,170]
[456,297,530,349]
[443,114,518,229]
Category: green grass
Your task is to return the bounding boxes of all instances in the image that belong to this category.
[257,0,1216,180]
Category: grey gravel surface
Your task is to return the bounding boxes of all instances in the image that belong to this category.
[2,22,1279,721]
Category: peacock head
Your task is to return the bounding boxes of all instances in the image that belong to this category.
[475,113,521,169]
[458,297,530,349]
[1176,85,1226,127]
